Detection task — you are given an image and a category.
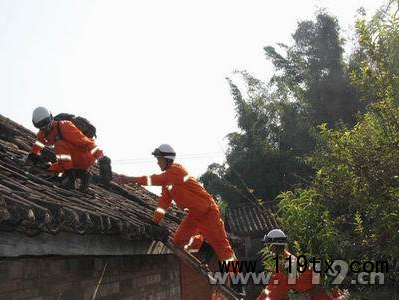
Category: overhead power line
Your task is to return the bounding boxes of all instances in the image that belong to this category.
[112,152,226,165]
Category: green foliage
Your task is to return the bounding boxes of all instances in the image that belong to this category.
[201,11,358,208]
[266,12,361,127]
[350,0,399,103]
[216,198,227,217]
[277,99,399,285]
[275,3,399,293]
[200,1,399,295]
[259,245,276,272]
[277,189,338,257]
[201,71,314,207]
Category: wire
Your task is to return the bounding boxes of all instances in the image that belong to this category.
[217,141,276,218]
[112,152,225,165]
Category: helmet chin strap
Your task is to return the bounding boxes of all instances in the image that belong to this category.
[43,120,53,133]
[162,159,173,171]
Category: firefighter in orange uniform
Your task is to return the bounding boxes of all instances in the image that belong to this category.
[257,229,345,300]
[115,144,237,264]
[27,106,106,192]
[257,229,296,300]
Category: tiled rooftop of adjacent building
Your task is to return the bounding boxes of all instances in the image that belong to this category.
[225,204,278,236]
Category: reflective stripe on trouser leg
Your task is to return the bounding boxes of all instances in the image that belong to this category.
[54,141,74,171]
[183,236,195,251]
[55,154,73,171]
[183,234,204,252]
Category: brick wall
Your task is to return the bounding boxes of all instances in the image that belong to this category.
[179,260,229,300]
[0,254,181,299]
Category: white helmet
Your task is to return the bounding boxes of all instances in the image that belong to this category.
[32,106,53,129]
[262,229,287,245]
[152,144,176,160]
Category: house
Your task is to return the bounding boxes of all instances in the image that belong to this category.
[0,114,237,300]
[225,204,279,299]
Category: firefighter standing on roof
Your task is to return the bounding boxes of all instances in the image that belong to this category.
[27,106,109,192]
[115,144,237,264]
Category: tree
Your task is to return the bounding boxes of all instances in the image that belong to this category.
[269,2,399,296]
[202,12,358,207]
[265,12,361,128]
[350,0,399,104]
[276,100,399,290]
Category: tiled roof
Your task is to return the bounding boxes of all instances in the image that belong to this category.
[225,204,278,236]
[0,114,183,244]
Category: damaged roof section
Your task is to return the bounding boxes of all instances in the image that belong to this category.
[0,114,184,254]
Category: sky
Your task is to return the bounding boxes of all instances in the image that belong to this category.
[0,0,384,194]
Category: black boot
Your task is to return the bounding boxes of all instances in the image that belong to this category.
[231,282,246,297]
[61,169,77,190]
[98,156,112,188]
[76,169,92,193]
[196,241,215,264]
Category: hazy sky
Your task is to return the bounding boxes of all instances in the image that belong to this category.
[0,0,383,194]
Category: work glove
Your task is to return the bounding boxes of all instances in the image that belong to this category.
[25,153,51,169]
[152,210,164,224]
[25,153,41,166]
[40,147,57,163]
[98,156,112,187]
[41,161,52,170]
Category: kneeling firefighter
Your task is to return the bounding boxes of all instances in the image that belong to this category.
[27,106,112,192]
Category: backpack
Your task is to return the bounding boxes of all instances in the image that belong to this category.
[53,113,97,139]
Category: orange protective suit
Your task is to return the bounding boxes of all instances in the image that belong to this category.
[31,120,103,173]
[135,163,236,262]
[256,250,296,300]
[257,251,343,300]
[295,269,344,300]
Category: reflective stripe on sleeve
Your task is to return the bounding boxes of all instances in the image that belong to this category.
[34,141,45,149]
[90,146,99,155]
[146,176,152,186]
[155,207,166,215]
[56,154,72,161]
